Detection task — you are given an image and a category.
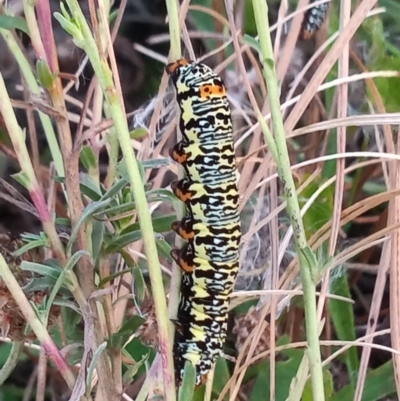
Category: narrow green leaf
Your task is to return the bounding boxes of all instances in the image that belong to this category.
[243,34,261,53]
[106,215,175,252]
[302,370,333,401]
[132,265,146,304]
[100,178,129,201]
[52,299,80,314]
[86,342,107,395]
[98,200,136,217]
[80,145,98,170]
[141,158,171,170]
[11,171,30,189]
[178,361,196,401]
[80,175,102,200]
[105,230,143,253]
[91,219,104,261]
[0,15,29,35]
[14,233,48,255]
[67,199,111,254]
[156,239,173,262]
[329,272,359,388]
[36,58,55,89]
[110,316,146,349]
[21,261,62,280]
[146,188,179,203]
[130,127,148,140]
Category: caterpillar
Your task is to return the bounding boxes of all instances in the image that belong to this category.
[166,59,241,385]
[301,1,330,40]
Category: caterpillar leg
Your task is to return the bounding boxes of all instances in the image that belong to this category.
[171,242,195,273]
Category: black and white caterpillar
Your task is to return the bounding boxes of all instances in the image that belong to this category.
[166,59,241,385]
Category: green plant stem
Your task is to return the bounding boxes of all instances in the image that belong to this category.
[0,254,76,389]
[25,0,96,304]
[165,0,181,60]
[22,0,47,60]
[251,0,325,400]
[55,2,175,400]
[164,0,185,365]
[0,71,65,262]
[0,28,64,178]
[0,341,23,385]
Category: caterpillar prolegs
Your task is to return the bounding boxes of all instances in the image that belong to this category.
[166,59,241,385]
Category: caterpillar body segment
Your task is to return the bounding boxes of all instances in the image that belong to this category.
[166,59,241,385]
[170,141,237,184]
[171,179,240,224]
[301,1,330,40]
[172,217,241,262]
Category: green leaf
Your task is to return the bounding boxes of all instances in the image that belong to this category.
[155,239,173,263]
[98,201,136,217]
[110,316,146,349]
[67,199,111,254]
[91,219,104,261]
[132,265,146,304]
[251,340,304,401]
[146,189,179,204]
[80,145,98,170]
[55,217,71,227]
[302,370,333,401]
[243,34,261,53]
[11,171,30,189]
[124,337,152,374]
[21,261,62,281]
[212,358,231,393]
[0,15,29,35]
[22,277,59,292]
[121,215,175,235]
[332,360,396,401]
[53,7,85,47]
[130,127,148,140]
[15,232,48,255]
[105,215,175,252]
[98,266,131,287]
[141,158,171,170]
[36,58,55,89]
[80,174,102,200]
[329,272,359,388]
[178,362,196,401]
[100,178,129,201]
[105,230,143,253]
[52,299,80,314]
[86,342,107,396]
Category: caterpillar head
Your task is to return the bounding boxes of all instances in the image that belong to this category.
[165,59,224,93]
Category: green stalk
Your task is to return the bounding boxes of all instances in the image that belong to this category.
[165,0,181,60]
[54,3,175,400]
[0,341,23,385]
[0,28,64,178]
[0,71,66,263]
[164,0,184,376]
[0,254,76,389]
[251,0,325,399]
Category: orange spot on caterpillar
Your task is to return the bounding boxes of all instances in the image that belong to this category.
[175,188,192,202]
[171,149,188,164]
[166,58,190,75]
[180,259,194,272]
[170,249,194,272]
[301,30,314,40]
[179,227,195,240]
[172,220,195,240]
[199,84,226,99]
